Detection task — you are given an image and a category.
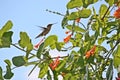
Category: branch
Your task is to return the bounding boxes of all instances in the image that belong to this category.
[104,38,120,66]
[101,6,111,20]
[28,55,68,76]
[11,43,36,56]
[46,9,65,16]
[101,1,120,20]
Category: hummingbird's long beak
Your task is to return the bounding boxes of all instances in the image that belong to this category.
[52,22,57,25]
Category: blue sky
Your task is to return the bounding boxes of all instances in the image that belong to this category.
[0,0,68,80]
[0,0,118,80]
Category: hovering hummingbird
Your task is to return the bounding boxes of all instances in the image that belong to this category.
[35,23,57,39]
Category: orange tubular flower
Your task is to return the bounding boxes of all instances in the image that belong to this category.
[64,34,72,43]
[34,41,41,49]
[49,56,60,70]
[114,7,120,19]
[85,45,96,58]
[34,38,44,48]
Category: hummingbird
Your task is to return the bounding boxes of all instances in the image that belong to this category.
[35,23,57,39]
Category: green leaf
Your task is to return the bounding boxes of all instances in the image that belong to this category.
[47,70,52,80]
[75,33,83,39]
[62,16,68,28]
[37,42,44,58]
[91,20,99,31]
[82,0,98,8]
[106,59,113,80]
[105,0,116,6]
[56,42,65,51]
[67,12,79,20]
[98,37,105,45]
[4,59,11,67]
[12,56,26,67]
[19,32,33,58]
[107,21,118,27]
[0,31,13,48]
[67,54,74,63]
[99,4,108,18]
[67,9,91,20]
[66,25,85,32]
[50,43,56,49]
[0,20,13,37]
[63,73,72,80]
[67,0,83,9]
[113,45,120,68]
[79,9,91,18]
[38,63,48,78]
[44,35,58,48]
[76,56,84,67]
[62,10,69,28]
[0,66,3,80]
[4,66,14,79]
[97,45,108,53]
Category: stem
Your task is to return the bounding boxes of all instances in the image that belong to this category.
[46,9,65,16]
[101,6,111,20]
[104,38,120,67]
[28,61,40,76]
[79,22,87,30]
[28,55,68,76]
[102,1,120,20]
[89,63,95,72]
[11,43,36,56]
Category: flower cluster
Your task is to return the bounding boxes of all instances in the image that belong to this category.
[85,45,96,58]
[114,7,120,19]
[49,56,60,70]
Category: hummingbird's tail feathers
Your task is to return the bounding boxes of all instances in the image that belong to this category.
[35,33,43,39]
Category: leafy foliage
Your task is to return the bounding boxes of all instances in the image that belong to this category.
[0,20,13,48]
[19,32,33,59]
[0,0,120,80]
[12,56,26,67]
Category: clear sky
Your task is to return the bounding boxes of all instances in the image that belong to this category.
[0,0,118,80]
[0,0,68,80]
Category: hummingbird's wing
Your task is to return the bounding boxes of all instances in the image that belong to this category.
[35,26,47,39]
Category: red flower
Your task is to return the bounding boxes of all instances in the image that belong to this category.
[114,7,120,19]
[64,34,72,43]
[49,56,60,70]
[85,45,96,58]
[75,18,80,23]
